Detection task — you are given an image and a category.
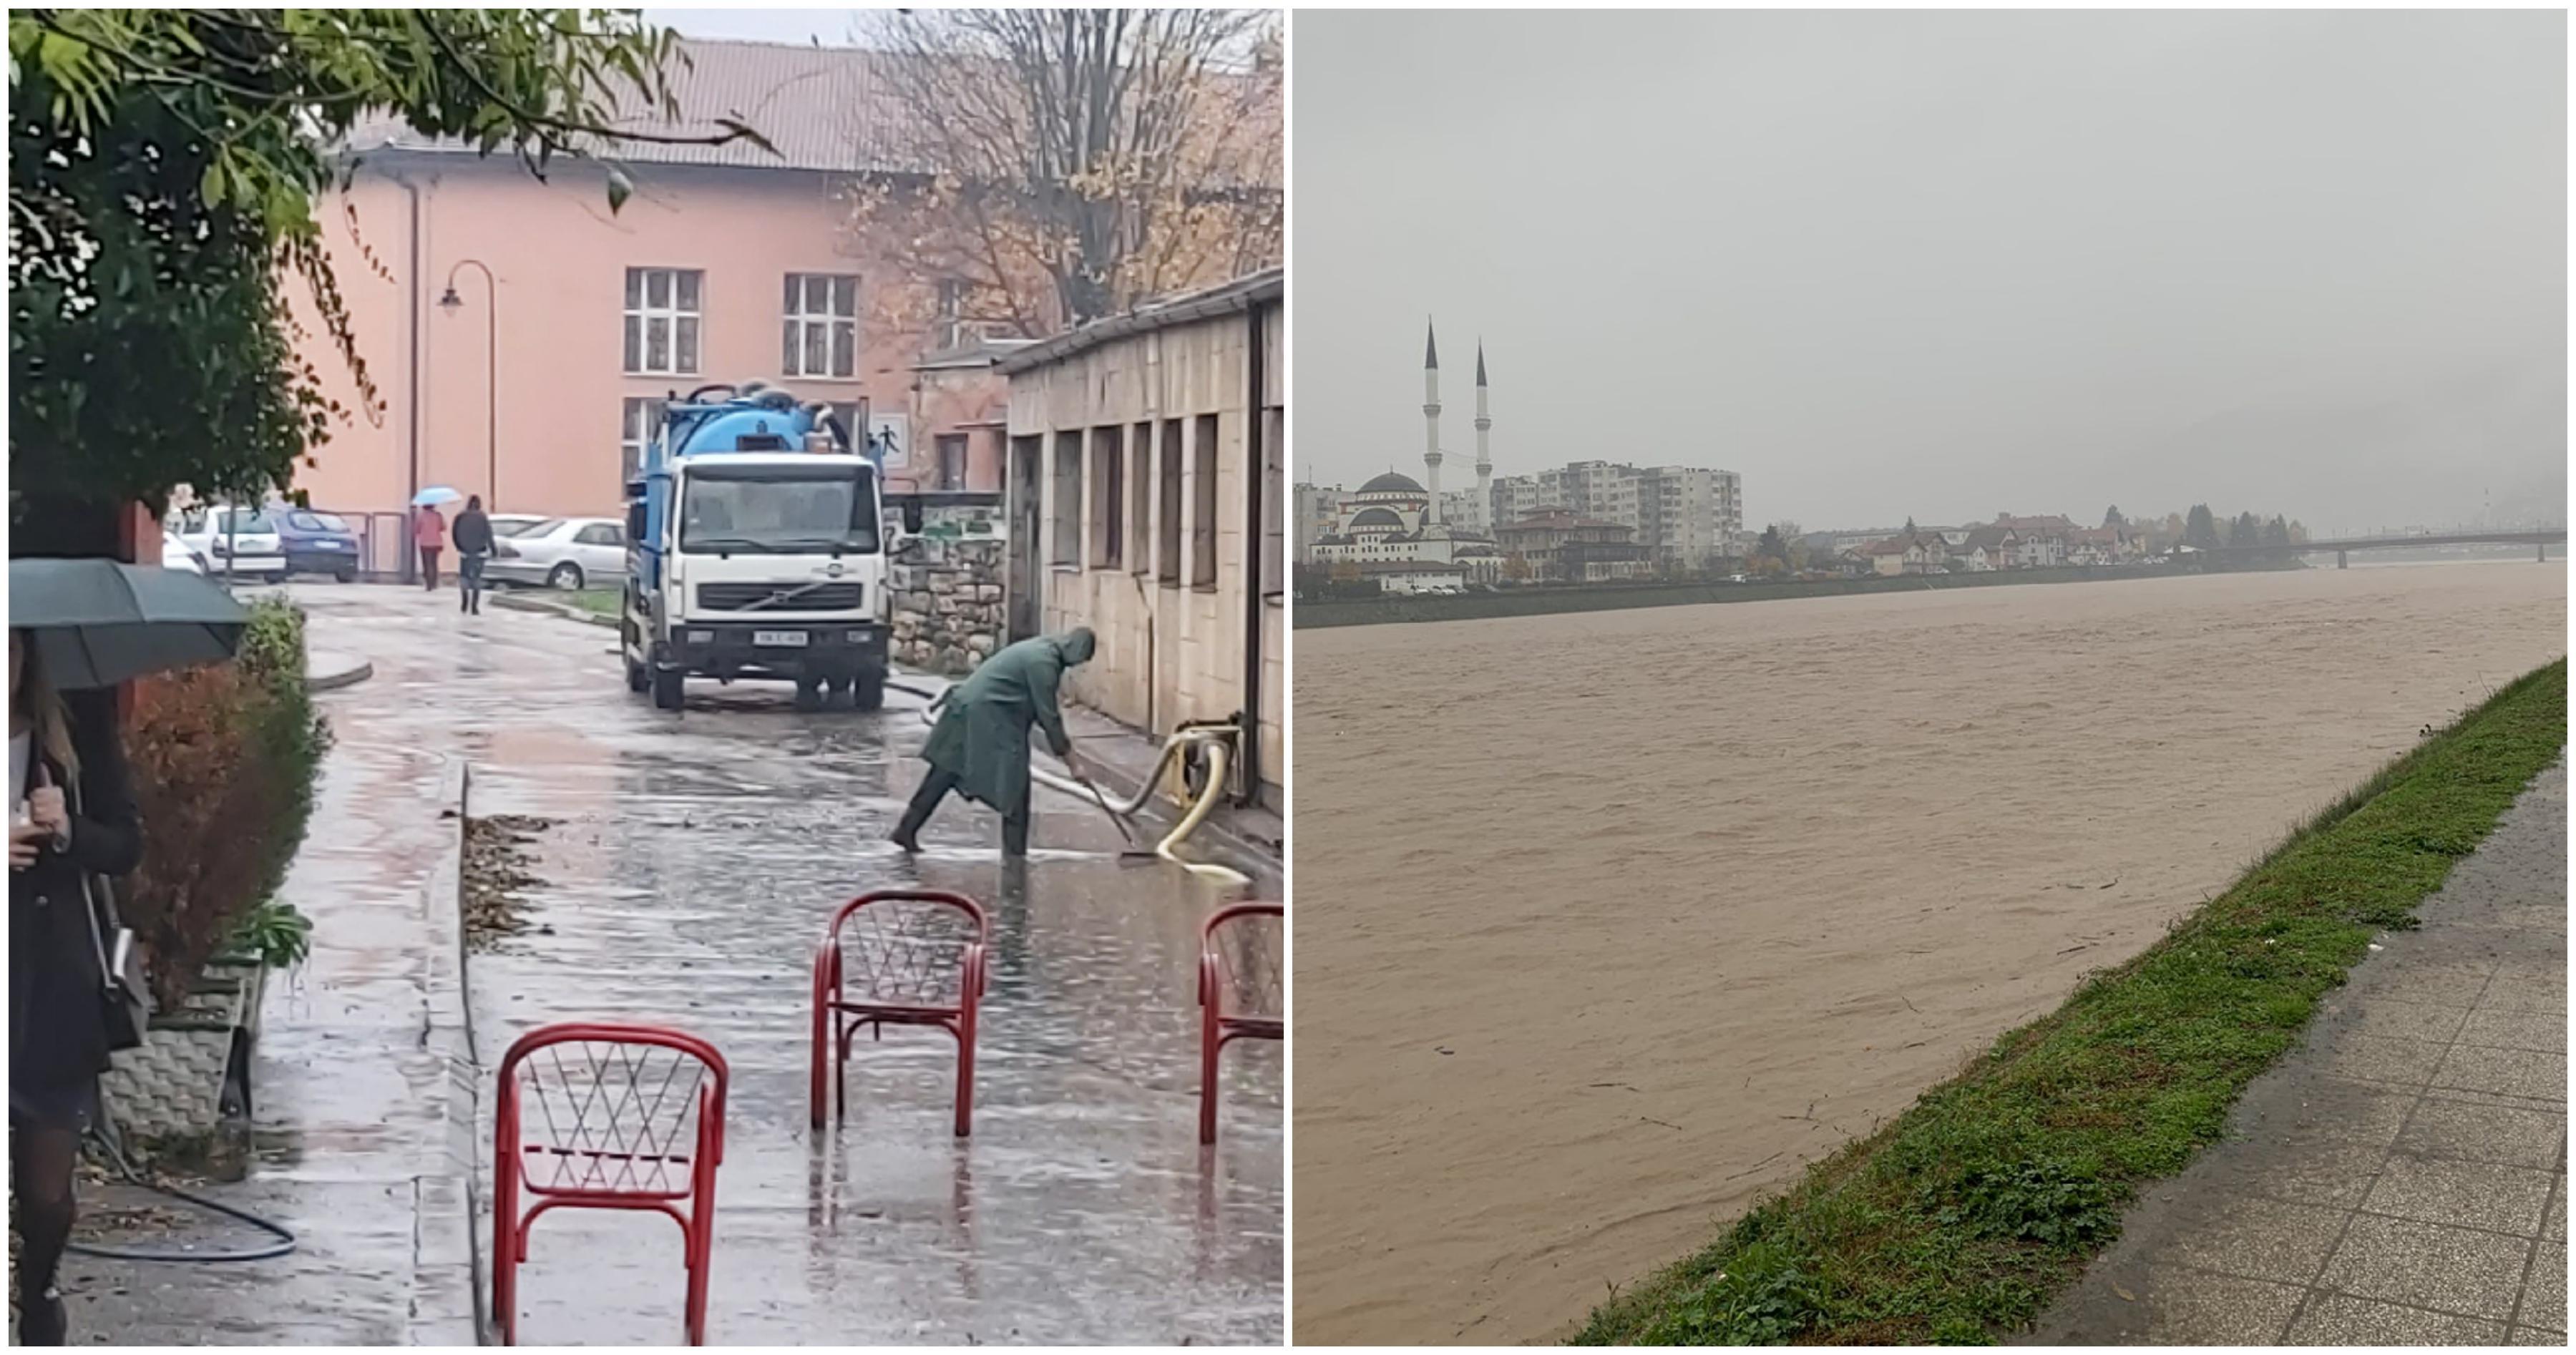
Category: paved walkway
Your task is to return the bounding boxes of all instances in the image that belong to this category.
[2029,758,2568,1345]
[68,693,475,1344]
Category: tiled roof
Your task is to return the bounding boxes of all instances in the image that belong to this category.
[341,38,939,176]
[912,337,1038,372]
[345,35,1280,189]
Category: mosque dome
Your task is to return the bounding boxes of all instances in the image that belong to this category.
[1359,471,1427,495]
[1349,507,1405,529]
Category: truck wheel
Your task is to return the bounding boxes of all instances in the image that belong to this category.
[794,677,825,712]
[851,671,886,713]
[651,667,684,711]
[625,656,650,694]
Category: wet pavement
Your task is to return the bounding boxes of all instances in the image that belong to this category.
[67,630,475,1344]
[2027,759,2568,1344]
[84,583,1281,1346]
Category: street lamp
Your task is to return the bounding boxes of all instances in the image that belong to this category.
[439,258,498,509]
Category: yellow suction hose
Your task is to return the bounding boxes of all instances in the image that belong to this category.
[1155,740,1248,886]
[911,683,1246,881]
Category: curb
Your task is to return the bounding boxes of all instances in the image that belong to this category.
[305,659,375,693]
[490,592,618,629]
[409,759,484,1346]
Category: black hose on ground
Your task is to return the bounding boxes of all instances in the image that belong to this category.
[65,1125,298,1264]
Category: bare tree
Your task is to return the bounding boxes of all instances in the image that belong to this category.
[845,9,1282,343]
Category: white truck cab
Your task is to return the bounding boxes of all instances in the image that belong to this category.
[620,385,902,711]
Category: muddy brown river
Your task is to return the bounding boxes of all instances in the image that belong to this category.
[1291,563,2566,1344]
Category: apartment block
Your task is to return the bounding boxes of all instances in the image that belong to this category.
[1489,459,1743,570]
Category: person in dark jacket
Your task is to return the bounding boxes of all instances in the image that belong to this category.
[892,628,1096,856]
[9,630,143,1346]
[453,494,495,614]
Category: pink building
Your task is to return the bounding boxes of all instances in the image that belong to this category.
[287,39,1012,559]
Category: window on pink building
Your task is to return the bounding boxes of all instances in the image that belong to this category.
[620,397,666,489]
[625,268,701,376]
[784,274,859,379]
[935,279,964,351]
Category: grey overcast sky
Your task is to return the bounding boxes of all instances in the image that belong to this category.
[643,9,865,47]
[1296,10,2567,535]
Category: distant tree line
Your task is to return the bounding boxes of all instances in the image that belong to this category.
[1292,562,1383,601]
[2175,504,2301,564]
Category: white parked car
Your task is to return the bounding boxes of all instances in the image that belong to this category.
[171,506,288,581]
[489,514,547,540]
[162,531,206,574]
[486,517,628,590]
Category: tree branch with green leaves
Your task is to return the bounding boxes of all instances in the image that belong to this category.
[9,8,767,513]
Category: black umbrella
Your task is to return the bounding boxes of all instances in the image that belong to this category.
[9,558,253,689]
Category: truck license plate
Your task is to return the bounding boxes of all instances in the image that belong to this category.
[754,630,809,647]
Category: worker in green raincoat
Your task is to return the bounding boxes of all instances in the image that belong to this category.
[893,627,1097,856]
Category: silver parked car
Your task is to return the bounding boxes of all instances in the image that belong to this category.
[170,506,288,581]
[162,531,208,574]
[487,517,627,590]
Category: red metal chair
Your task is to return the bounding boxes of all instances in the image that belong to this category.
[1199,902,1284,1144]
[492,1022,729,1346]
[811,889,990,1138]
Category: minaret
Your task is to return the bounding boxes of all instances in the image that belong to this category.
[1474,341,1493,534]
[1422,320,1444,527]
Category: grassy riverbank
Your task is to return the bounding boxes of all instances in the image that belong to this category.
[1576,657,2568,1346]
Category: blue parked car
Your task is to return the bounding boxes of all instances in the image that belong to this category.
[274,509,362,582]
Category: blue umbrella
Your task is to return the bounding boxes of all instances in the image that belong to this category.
[412,486,463,507]
[9,558,252,690]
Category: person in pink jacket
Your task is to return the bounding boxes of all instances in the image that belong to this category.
[414,503,447,590]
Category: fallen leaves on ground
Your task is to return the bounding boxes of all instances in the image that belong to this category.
[464,814,556,950]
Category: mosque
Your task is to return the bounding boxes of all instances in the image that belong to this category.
[1308,323,1506,582]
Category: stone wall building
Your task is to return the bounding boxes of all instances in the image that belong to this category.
[887,495,1009,673]
[996,269,1284,810]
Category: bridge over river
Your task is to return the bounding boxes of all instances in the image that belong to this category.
[2204,528,2566,567]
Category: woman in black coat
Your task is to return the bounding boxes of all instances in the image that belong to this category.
[9,630,144,1346]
